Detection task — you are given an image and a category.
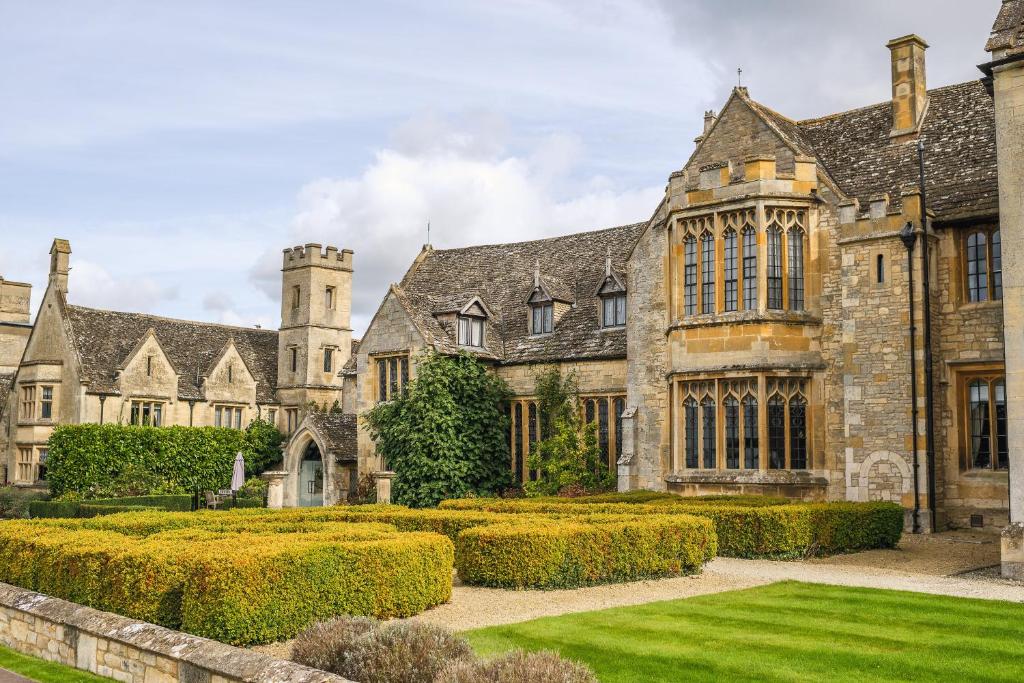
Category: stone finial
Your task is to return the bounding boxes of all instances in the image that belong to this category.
[534,260,540,289]
[605,247,612,277]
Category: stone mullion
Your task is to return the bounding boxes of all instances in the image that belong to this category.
[714,212,724,315]
[758,374,768,472]
[669,381,679,473]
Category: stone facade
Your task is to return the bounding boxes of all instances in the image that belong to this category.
[0,581,347,682]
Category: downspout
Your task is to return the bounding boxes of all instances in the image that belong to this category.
[98,395,106,425]
[918,139,938,531]
[900,223,922,534]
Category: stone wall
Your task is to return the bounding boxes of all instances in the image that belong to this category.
[497,358,626,397]
[0,582,347,683]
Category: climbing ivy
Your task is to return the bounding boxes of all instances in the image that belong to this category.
[363,351,512,507]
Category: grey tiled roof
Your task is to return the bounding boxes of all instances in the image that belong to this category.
[396,223,645,365]
[987,0,1024,55]
[340,338,361,375]
[306,412,357,461]
[65,305,280,402]
[0,372,13,421]
[796,81,998,220]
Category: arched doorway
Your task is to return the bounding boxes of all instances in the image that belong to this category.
[298,440,324,507]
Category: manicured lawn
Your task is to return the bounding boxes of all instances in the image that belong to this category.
[0,645,110,682]
[465,581,1024,682]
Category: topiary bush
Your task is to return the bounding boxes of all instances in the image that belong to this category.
[437,650,598,683]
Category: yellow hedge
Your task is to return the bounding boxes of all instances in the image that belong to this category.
[455,514,717,589]
[0,519,453,645]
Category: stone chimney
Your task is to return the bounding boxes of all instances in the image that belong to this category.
[694,110,718,147]
[49,238,71,294]
[887,35,929,137]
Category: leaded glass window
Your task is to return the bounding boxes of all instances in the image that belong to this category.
[789,396,807,469]
[743,394,758,469]
[768,395,786,469]
[684,398,699,469]
[742,227,757,311]
[724,396,740,469]
[702,395,716,468]
[724,229,738,312]
[965,375,1007,471]
[788,229,805,311]
[767,228,783,310]
[701,233,715,314]
[966,231,988,303]
[684,236,698,316]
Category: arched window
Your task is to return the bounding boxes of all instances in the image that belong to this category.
[684,236,698,316]
[724,229,738,312]
[768,395,786,469]
[742,394,758,468]
[966,231,988,302]
[684,397,699,469]
[701,233,716,314]
[724,395,740,469]
[742,227,757,311]
[701,394,716,468]
[767,227,783,310]
[789,395,807,469]
[788,228,805,311]
[614,398,626,467]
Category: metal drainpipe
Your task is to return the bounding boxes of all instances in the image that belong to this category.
[918,139,938,531]
[901,223,922,534]
[98,395,106,425]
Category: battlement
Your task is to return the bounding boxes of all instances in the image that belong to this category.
[673,155,820,208]
[282,243,354,271]
[0,277,32,324]
[838,186,923,240]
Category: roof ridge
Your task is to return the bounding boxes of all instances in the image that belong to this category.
[423,222,646,255]
[797,79,981,126]
[66,304,277,336]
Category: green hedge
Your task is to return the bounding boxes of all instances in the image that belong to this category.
[29,495,194,519]
[439,498,903,558]
[455,515,716,589]
[0,519,453,646]
[45,423,280,498]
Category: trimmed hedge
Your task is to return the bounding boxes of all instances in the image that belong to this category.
[29,494,193,518]
[455,515,716,589]
[0,519,453,645]
[439,498,904,558]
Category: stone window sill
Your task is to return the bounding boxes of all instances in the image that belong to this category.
[669,310,822,331]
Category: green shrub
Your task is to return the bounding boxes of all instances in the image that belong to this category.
[77,504,153,518]
[29,494,193,518]
[343,621,474,683]
[292,616,380,674]
[45,422,283,499]
[455,515,716,589]
[438,650,598,683]
[0,487,49,519]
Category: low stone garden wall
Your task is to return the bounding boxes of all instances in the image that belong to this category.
[0,582,348,683]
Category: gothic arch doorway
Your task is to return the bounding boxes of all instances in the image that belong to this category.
[298,440,324,507]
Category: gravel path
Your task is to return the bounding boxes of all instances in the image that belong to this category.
[252,531,1019,660]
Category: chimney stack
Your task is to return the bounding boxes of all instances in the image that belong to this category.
[49,238,71,294]
[887,35,928,137]
[695,110,718,147]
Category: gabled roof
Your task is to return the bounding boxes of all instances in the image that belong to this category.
[797,81,998,220]
[305,412,357,462]
[987,0,1024,56]
[396,222,644,364]
[65,305,279,402]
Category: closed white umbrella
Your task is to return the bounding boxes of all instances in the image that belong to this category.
[230,452,246,492]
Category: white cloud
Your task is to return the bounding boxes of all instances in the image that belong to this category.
[70,260,179,312]
[251,113,662,334]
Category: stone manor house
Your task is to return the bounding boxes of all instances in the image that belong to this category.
[3,3,1024,544]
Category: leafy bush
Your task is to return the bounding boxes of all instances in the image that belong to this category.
[0,518,454,646]
[292,616,380,674]
[29,494,193,518]
[364,351,512,507]
[455,515,716,589]
[243,418,285,476]
[526,367,615,497]
[237,476,267,501]
[0,487,49,519]
[45,422,283,498]
[438,650,598,683]
[293,617,473,683]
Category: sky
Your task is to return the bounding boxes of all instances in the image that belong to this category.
[0,0,1001,335]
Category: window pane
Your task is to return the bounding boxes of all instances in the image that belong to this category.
[684,237,698,316]
[743,395,759,468]
[992,230,1002,300]
[724,397,739,469]
[724,230,737,312]
[142,403,151,426]
[969,380,991,468]
[788,230,804,311]
[603,298,615,328]
[743,228,757,311]
[684,398,699,468]
[378,360,387,402]
[389,358,399,397]
[472,319,484,346]
[767,229,783,310]
[400,357,409,390]
[528,403,538,481]
[532,305,542,334]
[701,396,716,468]
[458,317,469,345]
[967,232,988,303]
[154,404,162,427]
[615,295,626,325]
[513,403,523,483]
[598,398,610,471]
[544,304,553,333]
[324,348,333,373]
[768,396,786,469]
[131,402,140,425]
[235,408,242,429]
[995,379,1008,470]
[614,397,625,462]
[789,397,807,469]
[701,234,715,314]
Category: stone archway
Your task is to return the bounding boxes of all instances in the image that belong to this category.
[856,450,912,503]
[297,440,325,507]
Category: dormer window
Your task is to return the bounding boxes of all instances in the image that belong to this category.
[602,293,626,328]
[531,303,553,335]
[458,315,485,347]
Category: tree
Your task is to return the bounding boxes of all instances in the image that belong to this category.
[363,351,512,507]
[525,366,616,496]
